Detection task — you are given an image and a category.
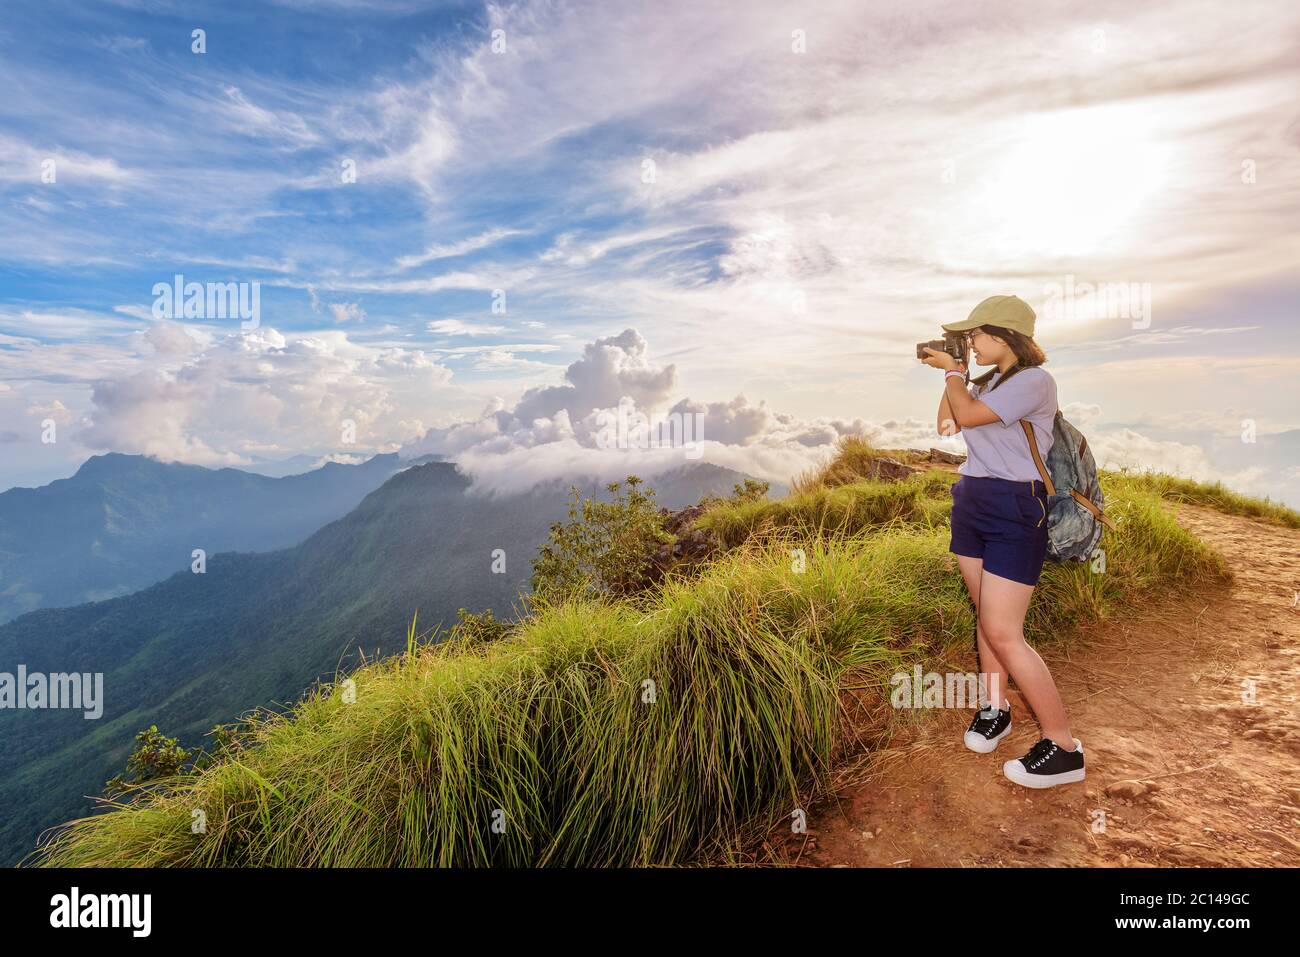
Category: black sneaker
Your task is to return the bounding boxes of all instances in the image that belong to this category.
[1003,737,1086,788]
[963,702,1011,753]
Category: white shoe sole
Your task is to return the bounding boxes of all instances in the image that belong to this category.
[1002,738,1086,788]
[964,722,1011,754]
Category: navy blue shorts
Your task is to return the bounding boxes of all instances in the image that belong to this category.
[949,475,1050,586]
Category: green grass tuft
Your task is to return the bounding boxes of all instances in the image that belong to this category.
[697,469,957,547]
[1106,469,1300,528]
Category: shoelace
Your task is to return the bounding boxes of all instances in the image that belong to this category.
[968,706,1003,736]
[1022,738,1058,769]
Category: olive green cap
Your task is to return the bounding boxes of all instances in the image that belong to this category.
[941,295,1036,338]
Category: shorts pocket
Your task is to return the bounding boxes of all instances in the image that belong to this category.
[1014,491,1048,528]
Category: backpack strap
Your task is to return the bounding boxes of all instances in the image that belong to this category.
[1020,419,1118,532]
[1086,495,1119,531]
[1019,420,1056,495]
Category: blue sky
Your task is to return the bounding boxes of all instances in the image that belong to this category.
[2,0,1298,503]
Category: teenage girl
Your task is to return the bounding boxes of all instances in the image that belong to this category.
[920,295,1085,788]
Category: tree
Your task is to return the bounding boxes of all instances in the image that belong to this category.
[696,478,771,510]
[530,476,673,603]
[104,725,192,799]
[729,479,770,503]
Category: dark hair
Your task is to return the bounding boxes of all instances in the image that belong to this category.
[969,324,1046,391]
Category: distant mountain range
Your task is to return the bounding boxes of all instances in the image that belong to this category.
[0,452,416,624]
[0,457,768,864]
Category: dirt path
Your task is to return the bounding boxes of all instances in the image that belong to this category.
[775,505,1300,867]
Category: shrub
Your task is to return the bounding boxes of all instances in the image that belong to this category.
[530,476,674,603]
[103,726,192,800]
[447,607,514,647]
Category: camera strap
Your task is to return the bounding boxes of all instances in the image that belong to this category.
[971,360,1024,395]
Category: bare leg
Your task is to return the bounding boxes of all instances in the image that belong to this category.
[955,555,1008,711]
[976,569,1075,749]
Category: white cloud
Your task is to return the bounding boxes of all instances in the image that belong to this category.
[141,320,206,357]
[0,133,131,185]
[468,350,557,373]
[431,341,559,355]
[428,319,505,337]
[299,270,517,295]
[1087,427,1217,479]
[394,228,523,270]
[26,399,75,425]
[403,327,888,493]
[78,326,454,466]
[94,36,150,55]
[511,328,676,423]
[329,302,367,323]
[0,307,145,341]
[218,85,319,149]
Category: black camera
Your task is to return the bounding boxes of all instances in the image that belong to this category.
[916,331,969,367]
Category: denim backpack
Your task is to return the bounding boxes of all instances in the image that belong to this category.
[1018,413,1116,562]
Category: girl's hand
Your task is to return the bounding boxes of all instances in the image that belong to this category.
[921,347,961,372]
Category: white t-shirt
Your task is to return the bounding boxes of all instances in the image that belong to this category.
[958,366,1057,482]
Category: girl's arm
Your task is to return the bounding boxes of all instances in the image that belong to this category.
[937,389,960,436]
[942,374,1001,428]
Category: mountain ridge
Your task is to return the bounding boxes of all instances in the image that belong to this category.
[0,451,410,623]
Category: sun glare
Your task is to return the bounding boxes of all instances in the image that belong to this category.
[974,106,1170,258]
